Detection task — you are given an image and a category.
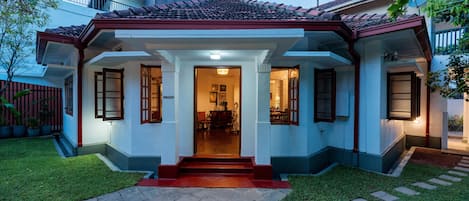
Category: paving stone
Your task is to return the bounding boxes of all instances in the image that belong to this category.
[460,159,469,164]
[428,178,452,186]
[448,170,468,177]
[370,191,399,201]
[458,163,469,168]
[394,186,420,196]
[463,156,469,160]
[412,182,437,190]
[454,166,469,172]
[439,174,462,182]
[351,198,367,201]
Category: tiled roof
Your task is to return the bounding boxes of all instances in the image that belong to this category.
[94,0,338,20]
[341,13,418,30]
[315,0,353,10]
[43,0,419,38]
[44,25,86,38]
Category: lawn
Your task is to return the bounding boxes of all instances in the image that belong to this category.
[0,137,143,201]
[284,163,469,201]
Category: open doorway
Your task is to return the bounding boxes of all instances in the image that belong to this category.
[194,67,241,156]
[447,98,468,151]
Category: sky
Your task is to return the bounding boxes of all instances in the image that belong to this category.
[272,0,334,8]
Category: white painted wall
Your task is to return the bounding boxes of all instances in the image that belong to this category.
[62,71,78,146]
[429,55,449,138]
[448,99,463,117]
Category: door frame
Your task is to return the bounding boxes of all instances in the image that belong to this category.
[193,66,242,157]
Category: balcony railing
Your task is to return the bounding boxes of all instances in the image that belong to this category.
[64,0,136,11]
[434,27,467,55]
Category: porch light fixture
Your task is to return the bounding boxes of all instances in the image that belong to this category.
[210,53,221,60]
[217,68,229,75]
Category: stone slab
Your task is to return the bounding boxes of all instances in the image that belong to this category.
[428,178,452,186]
[394,186,420,196]
[448,170,468,177]
[463,156,469,160]
[412,182,437,190]
[439,174,462,182]
[457,163,469,168]
[370,191,399,201]
[460,159,469,164]
[352,199,367,201]
[454,166,469,172]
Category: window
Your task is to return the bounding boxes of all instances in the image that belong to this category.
[64,75,73,115]
[103,68,124,120]
[270,66,299,125]
[95,72,103,118]
[387,72,421,120]
[141,65,162,123]
[314,69,336,122]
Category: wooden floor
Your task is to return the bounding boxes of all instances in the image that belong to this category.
[195,128,240,155]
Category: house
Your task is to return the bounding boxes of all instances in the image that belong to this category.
[36,0,432,179]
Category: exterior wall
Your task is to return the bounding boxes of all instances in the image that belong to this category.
[429,55,449,139]
[63,71,78,146]
[448,99,463,117]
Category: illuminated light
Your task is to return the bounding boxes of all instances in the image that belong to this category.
[210,53,221,60]
[217,68,229,75]
[414,116,422,124]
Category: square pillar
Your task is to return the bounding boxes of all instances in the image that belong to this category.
[254,63,272,179]
[158,61,179,178]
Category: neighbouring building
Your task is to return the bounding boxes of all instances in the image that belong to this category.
[33,0,435,179]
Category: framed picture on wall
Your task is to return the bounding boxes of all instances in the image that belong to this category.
[209,91,218,103]
[219,92,226,102]
[211,84,218,91]
[220,84,226,92]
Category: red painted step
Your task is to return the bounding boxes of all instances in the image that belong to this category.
[179,156,254,175]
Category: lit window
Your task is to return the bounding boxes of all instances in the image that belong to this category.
[141,65,162,123]
[270,66,299,125]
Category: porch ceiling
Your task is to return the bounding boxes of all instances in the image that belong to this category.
[42,42,76,67]
[279,51,352,68]
[85,51,156,66]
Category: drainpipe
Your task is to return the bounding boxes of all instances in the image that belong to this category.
[425,62,431,147]
[348,31,360,165]
[75,41,84,148]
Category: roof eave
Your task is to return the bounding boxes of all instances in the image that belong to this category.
[36,31,77,65]
[79,19,354,46]
[356,16,432,61]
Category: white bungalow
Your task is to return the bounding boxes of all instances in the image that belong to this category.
[36,0,432,179]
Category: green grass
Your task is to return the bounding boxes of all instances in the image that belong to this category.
[0,137,144,201]
[284,163,469,201]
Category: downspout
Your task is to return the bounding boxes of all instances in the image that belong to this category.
[349,31,361,164]
[425,62,431,147]
[75,41,84,147]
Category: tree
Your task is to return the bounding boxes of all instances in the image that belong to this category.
[0,0,58,96]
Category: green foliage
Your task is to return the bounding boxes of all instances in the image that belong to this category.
[0,138,143,201]
[285,163,469,200]
[0,89,31,125]
[427,54,469,99]
[0,0,58,95]
[387,0,410,20]
[448,114,463,131]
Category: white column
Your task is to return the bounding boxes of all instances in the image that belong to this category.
[161,61,179,164]
[463,94,469,143]
[255,63,271,165]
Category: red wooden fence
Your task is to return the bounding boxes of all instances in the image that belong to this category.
[0,81,63,131]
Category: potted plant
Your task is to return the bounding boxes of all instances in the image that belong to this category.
[12,113,25,137]
[26,117,40,137]
[39,97,54,135]
[0,118,10,138]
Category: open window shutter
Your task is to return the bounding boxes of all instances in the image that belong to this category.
[103,68,124,121]
[141,67,150,123]
[288,67,299,125]
[314,69,336,122]
[387,72,419,120]
[95,72,103,118]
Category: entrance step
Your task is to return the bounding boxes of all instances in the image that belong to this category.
[179,156,254,175]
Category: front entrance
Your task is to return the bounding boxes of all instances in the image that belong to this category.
[194,67,241,156]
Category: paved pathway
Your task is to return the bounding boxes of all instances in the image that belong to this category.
[85,186,291,201]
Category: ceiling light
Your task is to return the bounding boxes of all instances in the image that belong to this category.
[210,53,221,60]
[217,68,229,75]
